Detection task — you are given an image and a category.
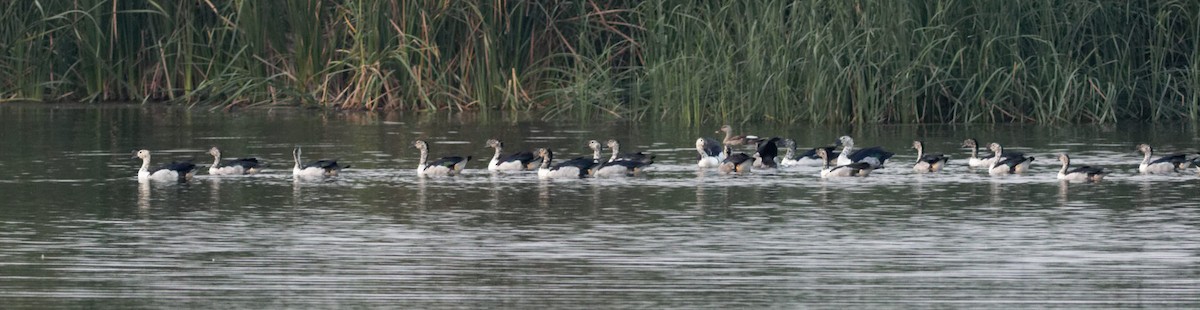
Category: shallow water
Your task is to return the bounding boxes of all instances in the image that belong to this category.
[1,104,1199,308]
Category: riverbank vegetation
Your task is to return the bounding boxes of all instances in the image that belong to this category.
[2,0,1199,123]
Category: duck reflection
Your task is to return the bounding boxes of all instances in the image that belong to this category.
[137,182,151,210]
[1058,180,1069,205]
[538,179,550,209]
[210,177,222,206]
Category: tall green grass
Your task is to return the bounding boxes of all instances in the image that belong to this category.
[1,0,1198,124]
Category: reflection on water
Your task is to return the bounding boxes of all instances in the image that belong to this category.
[0,104,1199,308]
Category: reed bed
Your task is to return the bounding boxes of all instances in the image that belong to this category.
[1,0,1198,124]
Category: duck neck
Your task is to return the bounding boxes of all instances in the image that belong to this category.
[293,149,302,170]
[491,145,502,162]
[1141,148,1152,166]
[782,145,795,160]
[592,146,601,162]
[540,151,553,169]
[608,144,619,162]
[418,147,429,167]
[993,146,1003,158]
[969,144,978,158]
[1060,157,1069,175]
[914,145,924,164]
[838,142,853,162]
[211,151,221,167]
[723,129,733,143]
[140,155,151,173]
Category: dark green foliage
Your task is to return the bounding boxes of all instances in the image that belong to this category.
[1,0,1199,123]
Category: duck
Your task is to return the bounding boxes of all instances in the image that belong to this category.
[834,136,894,169]
[591,157,653,177]
[816,148,871,178]
[961,138,997,168]
[779,139,802,167]
[695,137,724,168]
[911,140,950,173]
[779,139,830,167]
[485,139,538,171]
[414,140,470,177]
[535,148,594,179]
[752,137,781,169]
[1135,143,1192,174]
[1056,153,1107,182]
[605,139,655,164]
[717,124,762,147]
[717,145,754,174]
[292,146,349,177]
[592,140,654,177]
[207,147,262,175]
[986,143,1034,175]
[134,149,196,183]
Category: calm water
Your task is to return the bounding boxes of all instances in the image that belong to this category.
[1,104,1199,308]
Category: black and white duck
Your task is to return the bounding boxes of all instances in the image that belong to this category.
[292,146,349,178]
[207,147,262,175]
[834,136,893,169]
[485,139,538,171]
[605,139,655,164]
[717,145,754,174]
[911,140,949,173]
[1056,153,1107,182]
[962,138,996,168]
[134,149,196,183]
[816,148,871,178]
[695,137,724,168]
[986,143,1034,175]
[414,140,470,177]
[752,137,781,169]
[1135,143,1192,174]
[535,148,594,179]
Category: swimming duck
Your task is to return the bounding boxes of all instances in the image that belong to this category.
[414,140,470,177]
[1056,153,1107,182]
[752,137,781,169]
[609,139,657,164]
[207,147,262,175]
[816,148,871,178]
[912,140,950,173]
[779,139,802,167]
[717,125,762,147]
[717,145,753,174]
[605,139,655,164]
[591,140,654,177]
[134,149,196,183]
[292,146,349,177]
[535,148,593,179]
[1135,144,1192,174]
[834,136,894,168]
[962,138,996,168]
[591,157,653,177]
[695,137,724,168]
[485,139,537,171]
[986,143,1034,175]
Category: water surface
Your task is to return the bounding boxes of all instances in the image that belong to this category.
[1,104,1199,308]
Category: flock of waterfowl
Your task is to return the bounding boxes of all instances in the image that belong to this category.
[133,125,1200,184]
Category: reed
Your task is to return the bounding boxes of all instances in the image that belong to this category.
[1,0,1198,124]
